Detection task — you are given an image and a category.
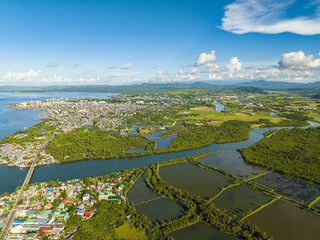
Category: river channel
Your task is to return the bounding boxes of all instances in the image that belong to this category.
[0,92,319,198]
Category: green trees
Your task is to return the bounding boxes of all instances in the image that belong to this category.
[154,120,253,154]
[45,129,153,162]
[241,127,320,184]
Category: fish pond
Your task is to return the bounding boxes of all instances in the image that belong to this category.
[154,135,176,149]
[197,151,266,179]
[253,172,320,204]
[126,175,159,204]
[159,162,234,199]
[246,200,320,240]
[213,184,274,219]
[169,222,237,240]
[134,197,186,224]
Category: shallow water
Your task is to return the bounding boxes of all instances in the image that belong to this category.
[246,200,320,240]
[213,184,274,219]
[253,172,320,204]
[154,135,176,149]
[126,175,159,204]
[134,197,186,224]
[159,162,234,199]
[197,151,266,179]
[169,222,237,240]
[214,101,225,112]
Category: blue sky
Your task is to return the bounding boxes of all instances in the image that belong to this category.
[0,0,320,85]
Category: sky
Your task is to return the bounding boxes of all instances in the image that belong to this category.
[0,0,320,86]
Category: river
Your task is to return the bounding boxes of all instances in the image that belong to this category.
[0,92,319,195]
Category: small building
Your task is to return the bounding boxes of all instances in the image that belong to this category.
[39,226,53,233]
[84,211,94,219]
[108,196,119,201]
[77,209,85,216]
[82,193,90,202]
[98,192,109,200]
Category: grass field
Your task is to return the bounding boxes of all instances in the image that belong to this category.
[115,222,148,240]
[190,107,215,112]
[187,109,284,126]
[307,112,320,123]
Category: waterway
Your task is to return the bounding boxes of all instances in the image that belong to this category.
[1,91,320,239]
[0,92,320,200]
[214,101,225,112]
[0,122,288,195]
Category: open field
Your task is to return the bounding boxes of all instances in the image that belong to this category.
[187,109,285,125]
[307,112,320,122]
[190,107,215,112]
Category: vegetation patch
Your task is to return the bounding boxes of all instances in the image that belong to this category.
[241,127,320,184]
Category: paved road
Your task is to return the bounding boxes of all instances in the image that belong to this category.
[0,138,53,240]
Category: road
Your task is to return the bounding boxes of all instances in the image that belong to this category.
[0,138,53,240]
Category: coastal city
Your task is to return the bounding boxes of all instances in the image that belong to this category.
[1,0,320,239]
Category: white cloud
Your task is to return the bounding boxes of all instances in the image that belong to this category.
[206,63,221,73]
[109,64,117,69]
[195,50,217,65]
[208,74,223,80]
[189,68,198,75]
[0,68,105,85]
[73,63,80,68]
[221,0,320,35]
[278,51,320,70]
[121,63,132,69]
[3,68,41,81]
[226,57,242,73]
[46,62,59,68]
[178,69,185,75]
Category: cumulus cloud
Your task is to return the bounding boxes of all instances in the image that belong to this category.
[178,69,185,75]
[3,68,41,81]
[221,0,320,35]
[278,51,320,70]
[121,63,132,69]
[46,62,59,68]
[195,50,217,66]
[109,64,117,69]
[227,57,242,73]
[189,68,198,75]
[206,63,222,73]
[208,74,223,80]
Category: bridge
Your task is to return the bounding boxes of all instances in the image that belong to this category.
[0,137,54,240]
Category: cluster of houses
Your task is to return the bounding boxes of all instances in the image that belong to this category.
[0,170,132,239]
[0,142,57,168]
[9,97,167,132]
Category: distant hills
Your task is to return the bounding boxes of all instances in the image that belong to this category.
[235,80,320,90]
[1,80,320,93]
